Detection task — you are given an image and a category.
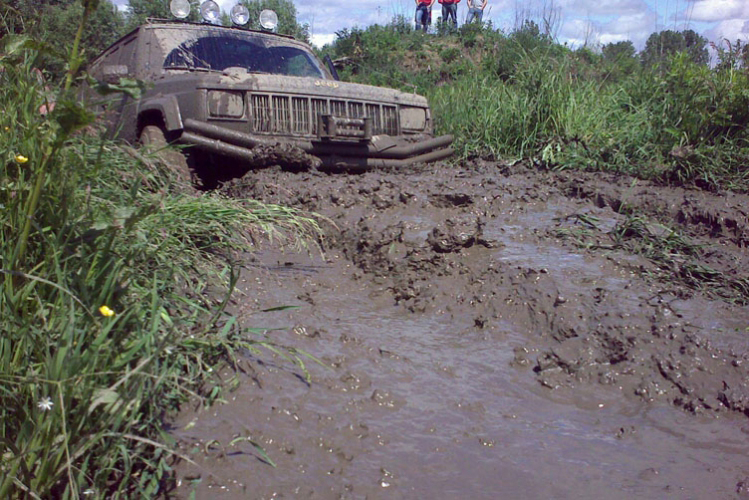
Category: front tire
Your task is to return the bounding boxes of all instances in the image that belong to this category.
[139,125,195,185]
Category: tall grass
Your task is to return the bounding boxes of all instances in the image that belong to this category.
[430,52,656,168]
[1,28,323,499]
[428,45,749,189]
[330,21,749,192]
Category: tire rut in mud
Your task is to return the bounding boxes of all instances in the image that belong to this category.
[219,161,749,420]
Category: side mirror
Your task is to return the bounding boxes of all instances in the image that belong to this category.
[102,65,129,84]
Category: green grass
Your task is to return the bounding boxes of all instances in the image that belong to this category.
[554,213,749,304]
[0,34,325,497]
[327,20,749,192]
[609,215,749,303]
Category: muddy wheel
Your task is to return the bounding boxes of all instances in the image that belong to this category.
[139,125,195,185]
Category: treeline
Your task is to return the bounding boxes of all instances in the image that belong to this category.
[322,19,749,192]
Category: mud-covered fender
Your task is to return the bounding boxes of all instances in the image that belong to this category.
[138,95,183,132]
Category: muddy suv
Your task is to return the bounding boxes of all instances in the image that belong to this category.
[86,17,453,180]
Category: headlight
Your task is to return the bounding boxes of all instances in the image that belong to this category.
[208,90,245,119]
[200,0,221,23]
[259,9,279,31]
[170,0,190,18]
[400,107,427,131]
[230,4,250,25]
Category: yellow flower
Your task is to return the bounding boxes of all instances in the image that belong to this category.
[98,305,115,317]
[15,154,28,164]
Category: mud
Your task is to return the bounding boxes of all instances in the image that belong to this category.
[172,161,749,498]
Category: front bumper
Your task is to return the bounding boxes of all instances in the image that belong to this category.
[178,118,454,170]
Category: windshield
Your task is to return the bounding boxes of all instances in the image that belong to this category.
[159,28,326,78]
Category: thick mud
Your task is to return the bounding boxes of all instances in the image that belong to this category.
[172,161,749,499]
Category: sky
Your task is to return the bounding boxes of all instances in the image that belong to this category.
[116,0,748,53]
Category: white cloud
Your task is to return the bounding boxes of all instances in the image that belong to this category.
[310,33,337,48]
[705,18,749,42]
[602,11,656,35]
[684,0,749,23]
[557,0,647,17]
[558,9,656,48]
[559,18,597,42]
[599,32,632,44]
[296,0,406,34]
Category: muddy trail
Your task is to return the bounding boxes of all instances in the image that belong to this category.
[172,161,749,499]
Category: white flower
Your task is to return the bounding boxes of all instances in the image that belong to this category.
[83,489,95,495]
[37,397,54,411]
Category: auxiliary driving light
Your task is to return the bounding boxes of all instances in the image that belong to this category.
[230,4,250,25]
[200,0,221,23]
[259,9,278,31]
[169,0,191,18]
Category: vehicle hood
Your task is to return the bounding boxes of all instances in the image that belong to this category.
[191,71,429,108]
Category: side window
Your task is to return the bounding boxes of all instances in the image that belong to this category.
[116,38,137,77]
[88,46,120,81]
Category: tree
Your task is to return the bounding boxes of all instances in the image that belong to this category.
[125,0,171,31]
[683,29,709,65]
[602,40,638,78]
[603,40,635,61]
[240,0,310,43]
[3,0,126,81]
[640,29,709,69]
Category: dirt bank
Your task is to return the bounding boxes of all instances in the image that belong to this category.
[172,161,749,499]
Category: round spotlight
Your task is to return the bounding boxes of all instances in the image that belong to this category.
[259,9,278,31]
[200,0,221,23]
[170,0,191,18]
[230,4,250,25]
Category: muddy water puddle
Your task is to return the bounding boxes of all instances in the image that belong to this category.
[175,255,747,498]
[173,165,749,498]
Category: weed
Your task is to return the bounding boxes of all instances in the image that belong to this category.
[609,216,749,303]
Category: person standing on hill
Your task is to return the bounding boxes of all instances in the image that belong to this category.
[415,0,435,32]
[438,0,459,28]
[466,0,487,24]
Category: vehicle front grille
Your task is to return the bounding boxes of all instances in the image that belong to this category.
[250,93,398,137]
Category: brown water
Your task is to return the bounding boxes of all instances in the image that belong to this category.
[172,162,749,499]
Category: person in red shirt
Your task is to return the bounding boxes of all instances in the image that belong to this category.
[438,0,460,28]
[415,0,435,31]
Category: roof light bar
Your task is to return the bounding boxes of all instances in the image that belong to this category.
[169,0,190,18]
